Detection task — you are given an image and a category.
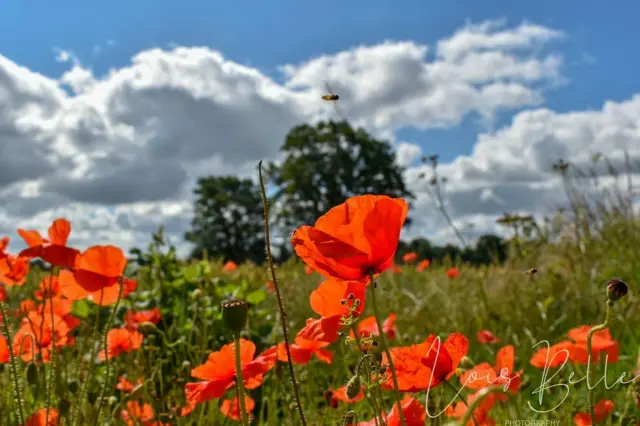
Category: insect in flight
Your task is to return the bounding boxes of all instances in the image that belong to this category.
[321,81,340,101]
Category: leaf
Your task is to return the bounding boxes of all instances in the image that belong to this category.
[247,289,267,306]
[72,299,90,319]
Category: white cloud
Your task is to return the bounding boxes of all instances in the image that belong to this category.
[1,19,631,256]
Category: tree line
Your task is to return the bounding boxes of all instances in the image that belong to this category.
[184,119,507,266]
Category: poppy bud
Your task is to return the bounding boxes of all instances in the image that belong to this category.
[221,300,248,334]
[345,376,361,399]
[607,279,628,302]
[460,356,475,368]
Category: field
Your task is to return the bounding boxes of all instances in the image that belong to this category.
[1,187,639,426]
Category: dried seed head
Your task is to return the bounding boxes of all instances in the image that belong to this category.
[607,279,628,302]
[221,300,248,334]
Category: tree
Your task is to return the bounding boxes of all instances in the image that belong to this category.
[267,120,414,228]
[185,176,265,263]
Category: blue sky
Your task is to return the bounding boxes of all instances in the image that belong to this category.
[2,0,639,163]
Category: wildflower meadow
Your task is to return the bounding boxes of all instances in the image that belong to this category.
[0,155,638,426]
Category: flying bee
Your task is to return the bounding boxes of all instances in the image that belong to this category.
[321,81,340,101]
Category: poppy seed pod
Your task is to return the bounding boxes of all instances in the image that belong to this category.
[345,375,362,399]
[221,300,248,334]
[607,279,628,302]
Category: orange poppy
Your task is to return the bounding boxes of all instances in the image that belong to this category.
[415,259,430,272]
[0,285,7,303]
[18,218,80,270]
[351,313,397,341]
[291,195,408,282]
[574,399,614,425]
[530,341,575,368]
[391,263,402,274]
[222,261,237,272]
[310,278,366,319]
[295,316,344,344]
[460,345,522,393]
[0,253,30,286]
[420,333,468,388]
[567,326,618,364]
[117,376,144,393]
[402,252,418,263]
[99,328,143,360]
[0,335,9,363]
[71,245,128,293]
[24,408,60,426]
[380,339,437,392]
[120,401,155,425]
[359,395,426,426]
[265,280,275,293]
[330,384,365,405]
[277,337,333,365]
[220,395,256,421]
[476,330,500,344]
[185,340,275,410]
[59,270,136,306]
[446,267,460,279]
[445,389,501,426]
[124,308,161,330]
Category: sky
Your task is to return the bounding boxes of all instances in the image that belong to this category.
[1,0,639,256]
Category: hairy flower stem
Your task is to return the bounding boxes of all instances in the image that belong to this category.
[258,161,307,426]
[45,269,56,425]
[234,333,250,426]
[458,385,505,426]
[0,300,25,425]
[368,272,406,426]
[94,279,124,423]
[586,300,613,426]
[349,325,384,426]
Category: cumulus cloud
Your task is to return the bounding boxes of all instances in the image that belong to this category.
[0,19,630,255]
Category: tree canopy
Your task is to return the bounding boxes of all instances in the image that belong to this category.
[266,120,414,228]
[184,176,265,263]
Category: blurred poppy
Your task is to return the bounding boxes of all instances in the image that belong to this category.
[476,330,500,344]
[220,395,255,421]
[415,259,430,272]
[24,408,59,426]
[360,395,426,426]
[402,252,418,263]
[574,399,614,426]
[351,313,397,341]
[99,328,143,360]
[460,345,522,394]
[277,337,333,365]
[446,268,460,279]
[223,261,237,272]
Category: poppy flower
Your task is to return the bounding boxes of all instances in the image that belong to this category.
[420,333,468,388]
[291,195,408,282]
[120,401,155,425]
[0,336,9,363]
[24,408,60,426]
[0,254,30,286]
[359,395,426,426]
[117,376,144,393]
[460,345,522,394]
[567,326,618,364]
[185,340,275,410]
[265,280,275,293]
[222,261,237,272]
[415,259,430,272]
[295,316,344,344]
[220,395,255,421]
[574,399,614,425]
[310,278,366,319]
[380,339,438,392]
[99,328,143,360]
[71,245,128,293]
[18,218,80,270]
[351,313,397,341]
[59,270,136,306]
[277,337,333,365]
[530,341,576,368]
[445,388,501,426]
[124,308,161,330]
[476,330,500,344]
[446,267,460,279]
[13,311,73,363]
[402,252,418,263]
[391,263,402,274]
[330,384,365,405]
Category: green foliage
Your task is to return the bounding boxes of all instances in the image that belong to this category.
[184,176,266,263]
[266,120,414,228]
